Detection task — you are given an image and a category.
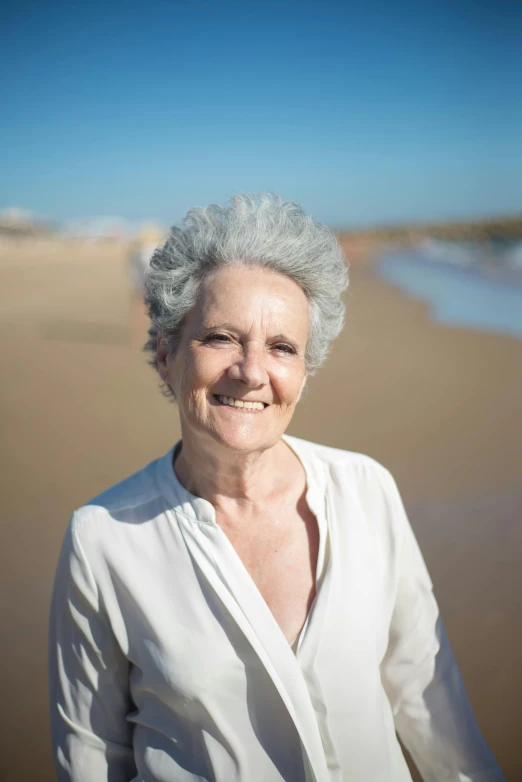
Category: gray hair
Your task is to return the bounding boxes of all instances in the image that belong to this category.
[144,193,348,392]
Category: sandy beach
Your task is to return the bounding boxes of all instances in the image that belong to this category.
[1,239,520,780]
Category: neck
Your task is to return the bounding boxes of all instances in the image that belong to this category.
[173,431,299,512]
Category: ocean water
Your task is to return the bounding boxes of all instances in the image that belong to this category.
[377,239,522,340]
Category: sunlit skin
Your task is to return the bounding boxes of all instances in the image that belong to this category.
[157,264,310,500]
[156,264,319,643]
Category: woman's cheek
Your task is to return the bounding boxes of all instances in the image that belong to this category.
[272,363,306,405]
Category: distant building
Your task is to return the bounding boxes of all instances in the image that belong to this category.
[62,216,131,241]
[0,207,54,238]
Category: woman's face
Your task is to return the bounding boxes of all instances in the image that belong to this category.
[157,264,309,454]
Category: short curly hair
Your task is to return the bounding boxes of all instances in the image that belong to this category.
[144,193,348,395]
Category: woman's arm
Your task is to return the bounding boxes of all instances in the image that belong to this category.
[379,472,505,782]
[48,514,136,782]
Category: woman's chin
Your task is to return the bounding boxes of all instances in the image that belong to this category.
[209,418,279,453]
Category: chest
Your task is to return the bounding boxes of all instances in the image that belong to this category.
[218,505,320,643]
[118,499,392,712]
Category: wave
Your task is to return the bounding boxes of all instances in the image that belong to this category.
[413,237,522,275]
[376,246,522,340]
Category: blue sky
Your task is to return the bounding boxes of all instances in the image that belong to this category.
[2,0,521,228]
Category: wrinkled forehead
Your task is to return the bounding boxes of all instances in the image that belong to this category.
[190,264,310,338]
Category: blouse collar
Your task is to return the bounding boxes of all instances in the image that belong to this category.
[155,435,327,526]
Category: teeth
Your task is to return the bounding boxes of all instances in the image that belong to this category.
[216,395,265,410]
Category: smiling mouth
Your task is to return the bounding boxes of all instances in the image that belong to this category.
[214,394,268,411]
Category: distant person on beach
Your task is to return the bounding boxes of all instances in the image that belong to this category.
[49,194,504,781]
[128,224,163,348]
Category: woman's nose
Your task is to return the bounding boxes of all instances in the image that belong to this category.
[228,345,269,387]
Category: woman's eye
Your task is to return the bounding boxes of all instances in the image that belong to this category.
[207,333,231,344]
[273,343,297,355]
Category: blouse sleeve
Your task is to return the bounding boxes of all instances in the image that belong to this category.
[379,472,505,782]
[48,513,136,781]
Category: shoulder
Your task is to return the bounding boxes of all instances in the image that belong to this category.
[286,434,395,489]
[54,451,179,609]
[69,451,172,553]
[286,434,404,532]
[287,437,410,568]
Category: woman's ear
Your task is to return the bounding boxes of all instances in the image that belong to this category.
[156,334,170,382]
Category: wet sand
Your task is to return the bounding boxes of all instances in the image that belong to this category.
[1,239,521,780]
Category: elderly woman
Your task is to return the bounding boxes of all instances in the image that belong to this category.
[49,194,504,782]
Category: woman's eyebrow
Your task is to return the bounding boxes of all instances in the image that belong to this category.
[269,333,297,342]
[200,322,239,332]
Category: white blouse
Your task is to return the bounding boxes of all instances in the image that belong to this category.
[48,435,504,782]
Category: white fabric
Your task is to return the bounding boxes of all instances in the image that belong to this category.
[48,435,504,782]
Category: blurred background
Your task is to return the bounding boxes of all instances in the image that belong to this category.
[1,0,521,779]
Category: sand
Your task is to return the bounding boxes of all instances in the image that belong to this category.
[1,238,520,780]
